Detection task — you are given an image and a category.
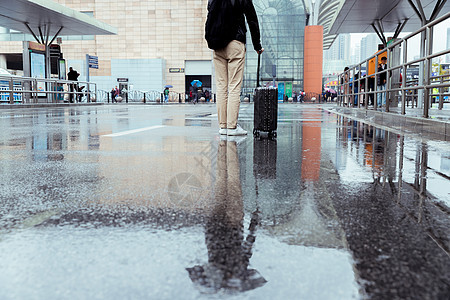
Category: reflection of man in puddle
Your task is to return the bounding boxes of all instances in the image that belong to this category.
[187,138,266,293]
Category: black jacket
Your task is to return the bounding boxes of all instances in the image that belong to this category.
[207,0,262,51]
[67,70,79,81]
[377,64,387,85]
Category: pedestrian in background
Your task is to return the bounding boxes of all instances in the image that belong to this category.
[67,67,79,103]
[342,67,349,106]
[114,86,120,102]
[353,72,359,106]
[377,56,388,107]
[164,87,169,103]
[205,0,264,136]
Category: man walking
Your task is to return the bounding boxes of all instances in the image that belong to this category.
[164,87,169,103]
[205,0,264,136]
[67,67,79,103]
[377,56,388,107]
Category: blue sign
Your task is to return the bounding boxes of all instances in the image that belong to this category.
[278,82,285,101]
[88,55,99,69]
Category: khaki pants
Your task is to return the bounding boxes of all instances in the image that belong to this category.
[213,40,246,129]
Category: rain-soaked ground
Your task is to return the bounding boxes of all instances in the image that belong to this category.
[0,103,449,300]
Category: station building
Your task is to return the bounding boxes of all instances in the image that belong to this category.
[0,0,306,99]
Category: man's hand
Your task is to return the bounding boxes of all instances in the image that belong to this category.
[257,48,264,54]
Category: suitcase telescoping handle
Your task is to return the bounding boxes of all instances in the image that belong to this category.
[257,53,261,88]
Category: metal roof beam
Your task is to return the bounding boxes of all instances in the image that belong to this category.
[372,20,387,47]
[38,26,45,44]
[24,22,41,44]
[48,26,63,45]
[430,0,447,21]
[415,0,427,23]
[393,19,408,39]
[407,0,424,23]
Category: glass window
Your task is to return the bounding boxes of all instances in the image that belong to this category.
[243,0,306,93]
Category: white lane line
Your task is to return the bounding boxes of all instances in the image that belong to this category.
[102,125,165,137]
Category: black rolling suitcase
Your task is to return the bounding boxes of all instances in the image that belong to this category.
[253,54,278,138]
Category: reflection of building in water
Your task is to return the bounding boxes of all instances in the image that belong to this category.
[98,114,214,208]
[0,109,100,162]
[333,117,450,246]
[301,108,322,181]
[97,133,215,211]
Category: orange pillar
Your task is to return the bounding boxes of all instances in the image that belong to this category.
[303,26,323,96]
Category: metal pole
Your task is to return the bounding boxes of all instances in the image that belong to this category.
[374,53,379,110]
[365,60,369,108]
[86,54,90,103]
[45,44,52,103]
[9,79,13,104]
[386,48,391,112]
[357,64,361,108]
[401,40,407,115]
[418,27,426,109]
[423,26,432,118]
[438,76,444,110]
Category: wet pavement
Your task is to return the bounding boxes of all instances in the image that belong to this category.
[0,104,449,299]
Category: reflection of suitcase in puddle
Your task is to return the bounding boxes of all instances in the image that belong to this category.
[253,138,277,179]
[253,54,278,138]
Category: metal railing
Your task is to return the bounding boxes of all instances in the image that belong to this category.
[97,90,188,103]
[0,75,97,104]
[337,11,450,118]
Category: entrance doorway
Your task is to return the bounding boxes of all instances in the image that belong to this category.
[185,75,211,102]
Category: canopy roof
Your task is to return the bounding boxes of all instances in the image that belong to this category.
[305,0,450,49]
[0,0,116,37]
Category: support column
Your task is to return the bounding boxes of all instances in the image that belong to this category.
[303,25,323,99]
[0,54,7,69]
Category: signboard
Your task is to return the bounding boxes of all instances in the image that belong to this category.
[30,52,46,96]
[88,55,99,69]
[117,78,128,82]
[28,41,46,52]
[325,80,338,87]
[368,50,387,76]
[278,82,285,101]
[59,59,66,80]
[440,63,450,75]
[169,68,185,73]
[286,82,292,98]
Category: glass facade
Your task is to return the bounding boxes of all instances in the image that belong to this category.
[243,0,306,94]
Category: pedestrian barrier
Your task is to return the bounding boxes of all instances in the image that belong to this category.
[337,11,450,118]
[0,75,97,104]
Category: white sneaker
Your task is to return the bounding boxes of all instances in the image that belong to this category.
[219,128,227,135]
[227,124,247,136]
